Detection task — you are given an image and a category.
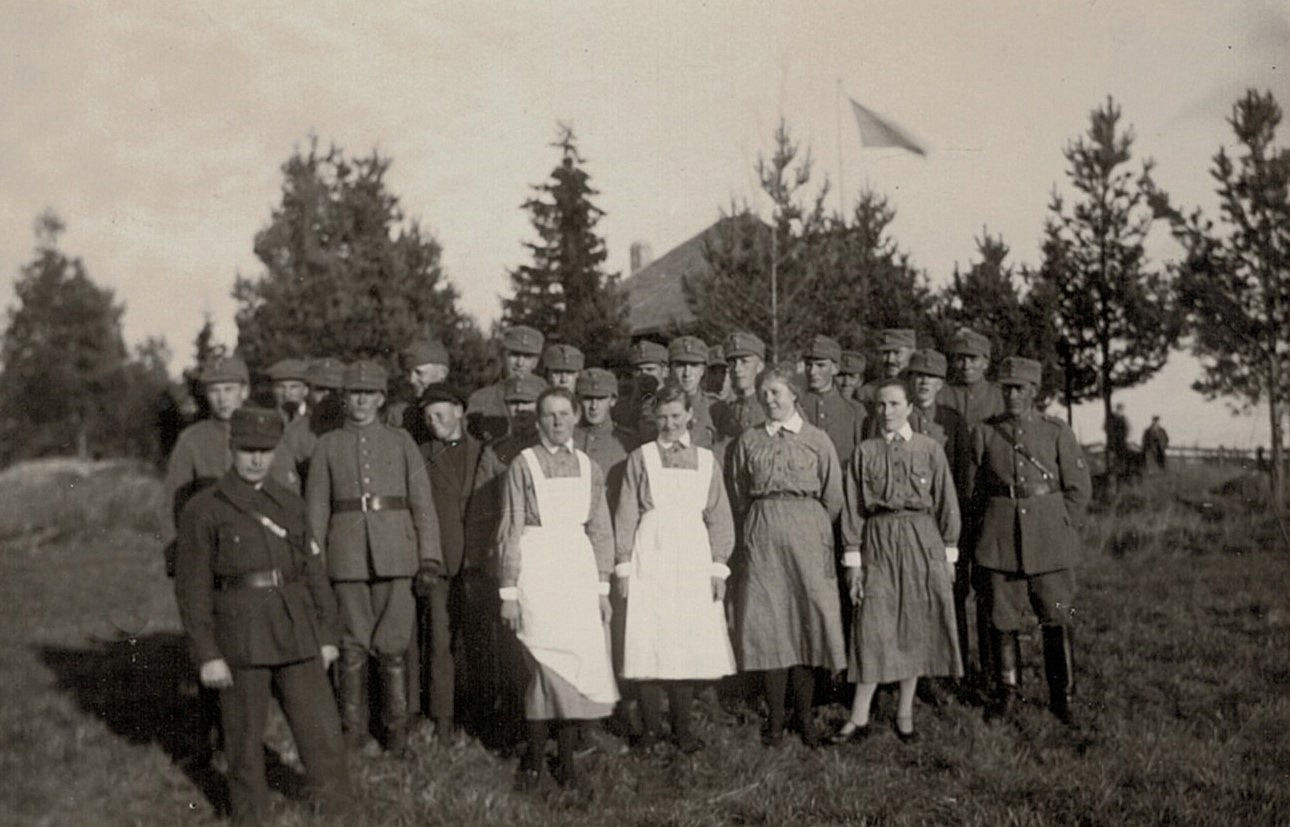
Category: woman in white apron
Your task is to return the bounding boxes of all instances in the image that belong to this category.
[613,383,737,753]
[497,388,618,790]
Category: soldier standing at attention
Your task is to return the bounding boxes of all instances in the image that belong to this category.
[306,360,443,754]
[667,336,719,448]
[856,329,916,409]
[800,335,866,464]
[388,338,451,445]
[614,340,670,444]
[543,344,584,393]
[266,358,310,422]
[713,332,767,449]
[938,327,1005,427]
[467,326,546,443]
[967,357,1091,726]
[837,350,867,404]
[270,357,345,495]
[704,345,731,399]
[573,368,635,507]
[175,407,352,823]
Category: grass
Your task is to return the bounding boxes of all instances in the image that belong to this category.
[1,461,1287,826]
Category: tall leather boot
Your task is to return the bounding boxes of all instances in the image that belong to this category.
[380,654,410,756]
[986,630,1019,722]
[1042,625,1076,726]
[338,648,369,751]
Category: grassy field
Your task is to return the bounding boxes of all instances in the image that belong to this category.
[1,458,1287,826]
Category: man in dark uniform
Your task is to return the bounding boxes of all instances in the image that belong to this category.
[1143,415,1169,473]
[667,336,719,448]
[467,326,545,443]
[614,340,670,444]
[175,407,352,823]
[574,368,635,507]
[270,357,345,495]
[543,343,584,393]
[856,328,916,409]
[1106,402,1130,487]
[704,344,731,399]
[938,327,1005,426]
[387,338,451,445]
[416,383,487,740]
[837,350,867,403]
[800,334,866,463]
[306,361,443,754]
[267,358,310,422]
[967,357,1091,725]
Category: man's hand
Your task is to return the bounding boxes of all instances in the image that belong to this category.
[199,658,233,689]
[414,565,444,598]
[711,577,726,603]
[320,645,339,669]
[501,599,521,632]
[615,576,629,600]
[599,595,613,625]
[846,567,864,605]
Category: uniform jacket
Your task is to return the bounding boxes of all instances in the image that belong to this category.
[175,471,339,667]
[465,377,548,443]
[573,419,635,509]
[937,380,1005,427]
[386,398,433,446]
[267,415,323,495]
[420,433,486,577]
[688,391,720,449]
[163,418,231,541]
[306,419,442,581]
[967,410,1092,575]
[468,428,540,577]
[800,386,866,466]
[919,404,971,513]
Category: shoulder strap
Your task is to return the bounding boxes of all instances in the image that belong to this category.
[213,488,291,541]
[991,421,1055,479]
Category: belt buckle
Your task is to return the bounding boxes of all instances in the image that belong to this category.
[1008,484,1018,499]
[360,493,373,512]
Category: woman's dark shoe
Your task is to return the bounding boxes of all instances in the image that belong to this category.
[895,716,918,743]
[830,721,872,744]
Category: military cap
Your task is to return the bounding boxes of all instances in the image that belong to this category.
[948,327,992,358]
[802,334,843,364]
[503,374,546,403]
[306,357,345,389]
[997,356,1042,387]
[877,328,917,351]
[839,350,867,376]
[401,338,450,370]
[343,360,387,392]
[418,382,465,408]
[501,325,544,356]
[629,340,669,366]
[906,348,948,379]
[724,331,766,360]
[668,336,709,364]
[575,367,618,398]
[229,406,283,450]
[266,358,308,383]
[543,343,585,373]
[199,355,249,385]
[707,345,725,367]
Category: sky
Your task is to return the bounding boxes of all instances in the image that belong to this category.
[2,1,1287,448]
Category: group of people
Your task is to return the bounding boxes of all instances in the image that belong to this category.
[166,322,1092,822]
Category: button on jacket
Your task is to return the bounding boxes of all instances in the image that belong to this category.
[967,411,1091,574]
[175,471,339,667]
[306,420,442,581]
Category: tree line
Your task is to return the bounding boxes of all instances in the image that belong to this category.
[1,90,1287,501]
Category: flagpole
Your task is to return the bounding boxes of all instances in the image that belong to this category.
[836,78,846,217]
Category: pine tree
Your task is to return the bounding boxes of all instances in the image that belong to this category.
[503,124,627,367]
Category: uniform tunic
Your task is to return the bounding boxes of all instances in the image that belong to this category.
[937,380,1005,427]
[163,419,231,541]
[688,391,720,449]
[466,377,548,443]
[801,386,866,465]
[268,415,318,495]
[573,419,634,509]
[728,415,846,671]
[842,430,962,683]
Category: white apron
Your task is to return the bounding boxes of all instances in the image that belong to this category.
[515,448,619,706]
[622,443,736,680]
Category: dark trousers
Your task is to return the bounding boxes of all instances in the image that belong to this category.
[221,658,351,824]
[415,576,455,722]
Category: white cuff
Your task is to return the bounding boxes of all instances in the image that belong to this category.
[843,551,862,568]
[614,562,633,579]
[498,587,519,601]
[711,562,731,580]
[597,581,611,596]
[945,546,959,565]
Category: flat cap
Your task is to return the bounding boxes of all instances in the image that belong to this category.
[575,367,618,398]
[803,334,843,363]
[724,331,766,360]
[401,338,450,370]
[907,348,948,379]
[229,406,283,450]
[629,340,669,366]
[877,328,917,351]
[501,325,544,355]
[306,357,345,390]
[948,327,992,358]
[503,374,546,403]
[266,358,308,382]
[543,343,585,373]
[839,350,867,376]
[997,356,1042,387]
[418,382,466,408]
[668,335,709,364]
[199,355,249,385]
[707,345,725,367]
[343,360,388,392]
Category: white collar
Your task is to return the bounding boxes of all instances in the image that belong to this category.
[765,412,804,436]
[884,423,915,443]
[657,432,692,450]
[538,435,575,454]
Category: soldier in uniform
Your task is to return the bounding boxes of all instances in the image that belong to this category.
[270,357,345,495]
[387,338,451,445]
[938,327,1005,426]
[266,358,310,422]
[712,332,767,450]
[837,350,867,403]
[800,335,866,464]
[543,344,584,393]
[466,326,546,443]
[667,336,719,448]
[1143,415,1169,473]
[614,340,670,444]
[174,407,352,823]
[704,344,731,399]
[967,357,1091,725]
[573,368,635,508]
[855,329,916,409]
[306,360,443,754]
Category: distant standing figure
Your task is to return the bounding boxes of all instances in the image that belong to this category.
[1143,415,1169,472]
[1106,402,1130,480]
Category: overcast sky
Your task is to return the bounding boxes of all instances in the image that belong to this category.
[3,2,1287,447]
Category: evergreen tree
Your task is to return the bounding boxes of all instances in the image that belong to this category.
[503,124,626,367]
[1035,97,1179,439]
[234,139,489,389]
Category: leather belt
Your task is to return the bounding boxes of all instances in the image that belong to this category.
[755,492,814,501]
[333,495,409,513]
[215,568,295,591]
[987,481,1053,499]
